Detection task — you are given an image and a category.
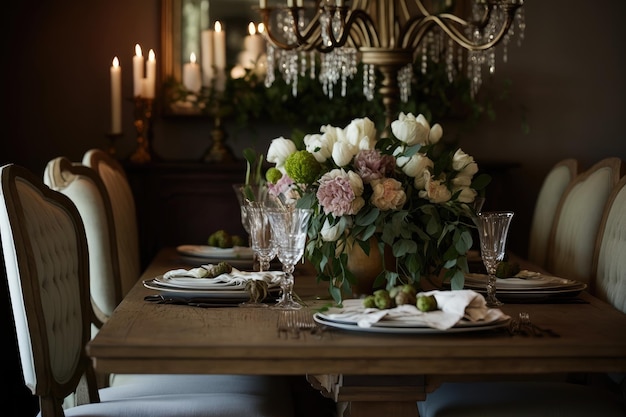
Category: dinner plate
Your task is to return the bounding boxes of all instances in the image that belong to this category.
[464,272,581,290]
[143,278,280,300]
[176,245,254,260]
[468,283,587,303]
[154,271,282,291]
[313,314,511,334]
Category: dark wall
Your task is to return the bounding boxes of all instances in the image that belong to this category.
[1,1,626,413]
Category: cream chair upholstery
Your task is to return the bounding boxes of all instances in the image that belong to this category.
[591,175,626,313]
[82,149,140,297]
[0,163,295,417]
[527,159,578,270]
[546,157,623,283]
[44,157,122,329]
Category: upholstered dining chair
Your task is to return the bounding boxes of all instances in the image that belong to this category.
[82,149,141,298]
[0,163,295,417]
[591,174,626,313]
[527,158,578,270]
[546,157,623,284]
[416,159,626,417]
[43,157,122,332]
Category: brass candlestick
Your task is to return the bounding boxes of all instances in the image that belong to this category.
[130,97,153,164]
[203,114,234,163]
[105,132,124,157]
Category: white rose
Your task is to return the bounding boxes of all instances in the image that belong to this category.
[398,152,434,178]
[321,218,342,242]
[454,186,478,203]
[452,148,475,171]
[460,161,479,177]
[332,141,357,167]
[391,112,430,146]
[451,172,473,187]
[345,117,377,147]
[267,137,297,169]
[320,124,347,145]
[304,133,332,163]
[429,123,443,144]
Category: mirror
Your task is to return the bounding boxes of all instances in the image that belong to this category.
[160,0,263,115]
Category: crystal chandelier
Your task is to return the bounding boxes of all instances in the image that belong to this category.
[258,0,525,126]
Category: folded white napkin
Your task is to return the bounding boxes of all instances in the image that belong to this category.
[163,266,282,286]
[325,290,508,330]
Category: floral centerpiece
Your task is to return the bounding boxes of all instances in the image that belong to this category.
[263,113,490,304]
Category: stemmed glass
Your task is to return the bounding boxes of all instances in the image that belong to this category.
[239,201,277,307]
[474,211,514,307]
[266,207,313,310]
[232,183,268,235]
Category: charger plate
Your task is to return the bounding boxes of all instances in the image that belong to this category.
[313,314,510,334]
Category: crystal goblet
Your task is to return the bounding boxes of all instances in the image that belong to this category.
[474,211,514,307]
[266,207,313,310]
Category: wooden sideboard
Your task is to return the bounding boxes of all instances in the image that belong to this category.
[124,161,248,269]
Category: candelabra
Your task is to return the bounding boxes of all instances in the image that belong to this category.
[129,97,153,164]
[259,0,525,127]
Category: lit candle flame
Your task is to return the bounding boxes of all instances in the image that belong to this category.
[257,23,265,34]
[190,52,197,64]
[148,49,156,61]
[248,22,256,36]
[135,43,142,57]
[215,21,222,32]
[112,56,119,68]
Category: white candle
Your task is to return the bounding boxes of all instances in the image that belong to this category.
[132,44,144,97]
[259,0,267,8]
[214,21,226,71]
[243,23,265,68]
[182,52,202,93]
[110,56,122,134]
[287,0,294,7]
[143,49,156,99]
[201,29,215,86]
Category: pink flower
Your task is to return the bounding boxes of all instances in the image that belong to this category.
[353,149,396,184]
[370,178,407,210]
[316,169,364,217]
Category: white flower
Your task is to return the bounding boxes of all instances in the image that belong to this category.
[267,137,297,172]
[320,218,342,242]
[429,123,443,144]
[395,148,434,179]
[304,133,333,163]
[452,148,475,171]
[332,141,358,167]
[454,186,478,203]
[345,117,377,147]
[419,173,452,203]
[391,112,430,146]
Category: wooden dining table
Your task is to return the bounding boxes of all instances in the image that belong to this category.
[87,247,626,417]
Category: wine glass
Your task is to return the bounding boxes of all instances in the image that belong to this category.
[266,207,313,310]
[239,201,277,307]
[474,211,514,307]
[232,183,269,235]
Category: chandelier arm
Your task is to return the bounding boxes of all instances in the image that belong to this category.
[325,9,379,49]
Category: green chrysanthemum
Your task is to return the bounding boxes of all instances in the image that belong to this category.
[284,150,321,185]
[265,167,283,184]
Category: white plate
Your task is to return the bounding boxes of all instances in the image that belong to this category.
[143,278,280,300]
[468,283,587,302]
[176,245,254,260]
[154,275,248,290]
[465,272,581,290]
[313,314,510,334]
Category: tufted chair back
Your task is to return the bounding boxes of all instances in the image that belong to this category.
[0,164,98,414]
[44,157,122,329]
[527,159,578,270]
[546,158,623,283]
[82,149,140,297]
[591,175,626,313]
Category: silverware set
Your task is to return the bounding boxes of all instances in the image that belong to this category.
[277,310,324,339]
[508,312,559,337]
